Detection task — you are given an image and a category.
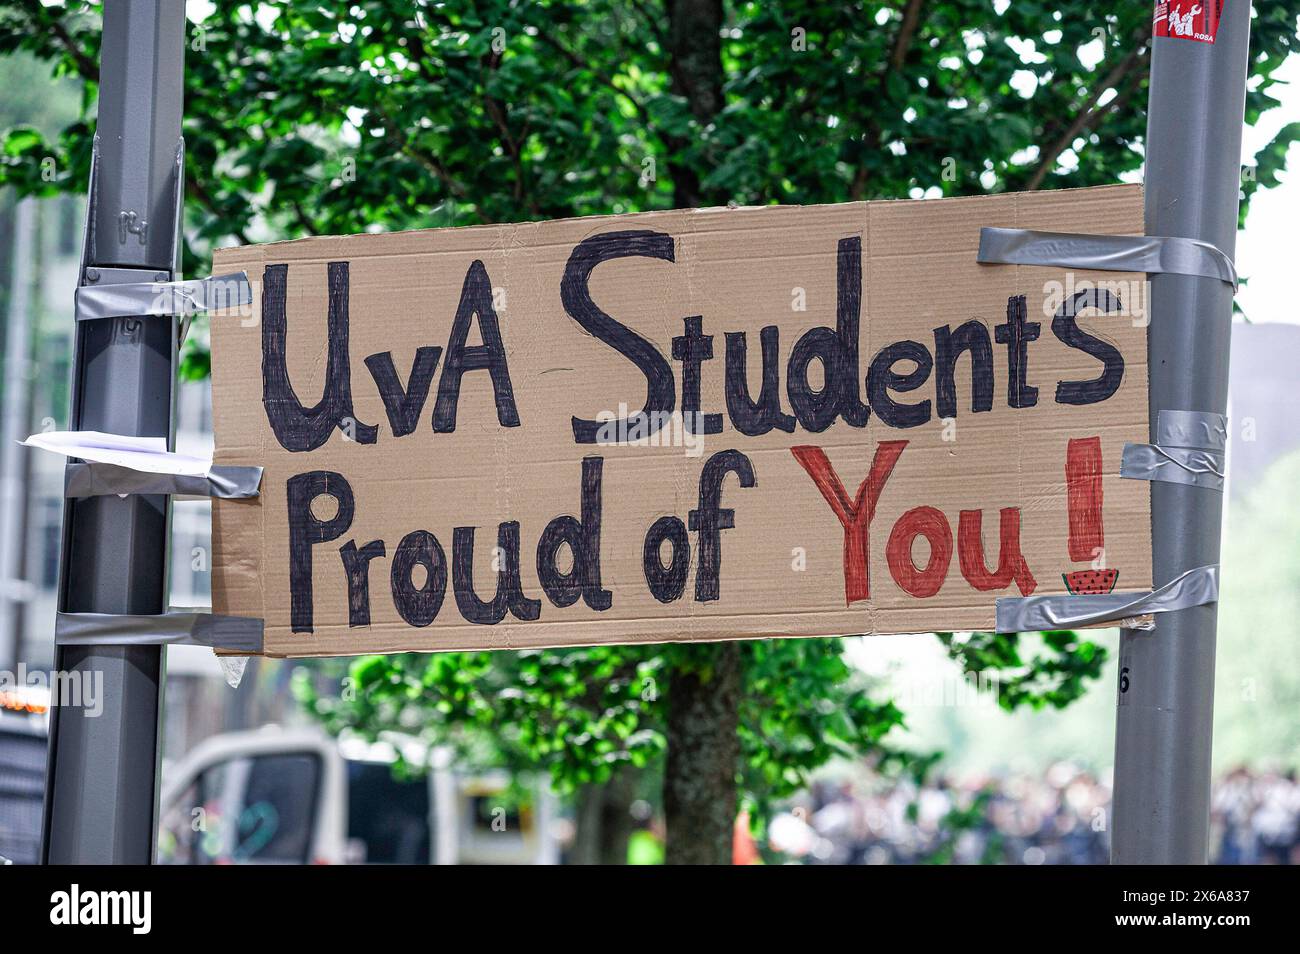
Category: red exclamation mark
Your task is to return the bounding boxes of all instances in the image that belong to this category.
[1063,436,1118,594]
[1066,436,1104,561]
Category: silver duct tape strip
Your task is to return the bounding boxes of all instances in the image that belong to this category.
[64,462,263,499]
[978,228,1237,286]
[1157,409,1227,453]
[996,564,1219,633]
[75,270,252,321]
[1121,444,1225,490]
[55,611,264,652]
[1121,410,1228,491]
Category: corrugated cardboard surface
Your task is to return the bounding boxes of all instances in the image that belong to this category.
[211,184,1150,657]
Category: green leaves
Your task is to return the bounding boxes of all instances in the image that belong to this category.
[1242,121,1300,229]
[292,634,919,819]
[4,1,1296,250]
[178,340,210,382]
[936,629,1110,711]
[296,646,668,793]
[738,637,908,817]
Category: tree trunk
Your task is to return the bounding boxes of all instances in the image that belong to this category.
[570,784,604,865]
[660,0,738,866]
[665,0,725,209]
[664,642,741,864]
[597,767,639,865]
[570,767,638,865]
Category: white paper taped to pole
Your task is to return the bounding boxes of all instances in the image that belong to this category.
[22,431,211,475]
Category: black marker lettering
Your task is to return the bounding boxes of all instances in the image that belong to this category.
[433,260,520,432]
[562,230,677,443]
[364,346,443,437]
[262,262,377,451]
[536,457,613,611]
[787,327,846,433]
[672,316,724,435]
[933,320,994,419]
[452,522,542,624]
[1053,289,1125,405]
[689,449,757,602]
[835,236,870,427]
[994,294,1041,409]
[643,516,690,603]
[286,471,355,633]
[867,340,933,429]
[340,539,386,627]
[724,326,797,437]
[390,530,448,627]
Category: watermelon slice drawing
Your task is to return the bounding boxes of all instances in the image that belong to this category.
[1063,569,1119,595]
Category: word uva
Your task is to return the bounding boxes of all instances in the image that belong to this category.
[258,232,1127,453]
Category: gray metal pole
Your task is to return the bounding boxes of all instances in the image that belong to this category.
[1111,1,1252,864]
[0,197,38,668]
[41,0,185,864]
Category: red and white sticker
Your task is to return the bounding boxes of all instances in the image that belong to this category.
[1153,0,1225,44]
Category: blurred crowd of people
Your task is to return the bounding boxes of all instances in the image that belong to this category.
[1213,766,1300,865]
[764,763,1299,865]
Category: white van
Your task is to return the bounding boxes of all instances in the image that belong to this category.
[157,727,560,865]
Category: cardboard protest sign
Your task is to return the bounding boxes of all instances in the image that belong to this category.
[210,183,1150,658]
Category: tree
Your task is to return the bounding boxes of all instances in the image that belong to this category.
[3,0,1297,863]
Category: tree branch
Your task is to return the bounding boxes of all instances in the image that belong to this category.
[851,0,928,200]
[369,108,471,203]
[1024,41,1150,191]
[290,199,318,237]
[533,30,652,123]
[480,49,542,215]
[23,0,98,81]
[890,0,927,72]
[185,175,253,246]
[626,0,669,49]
